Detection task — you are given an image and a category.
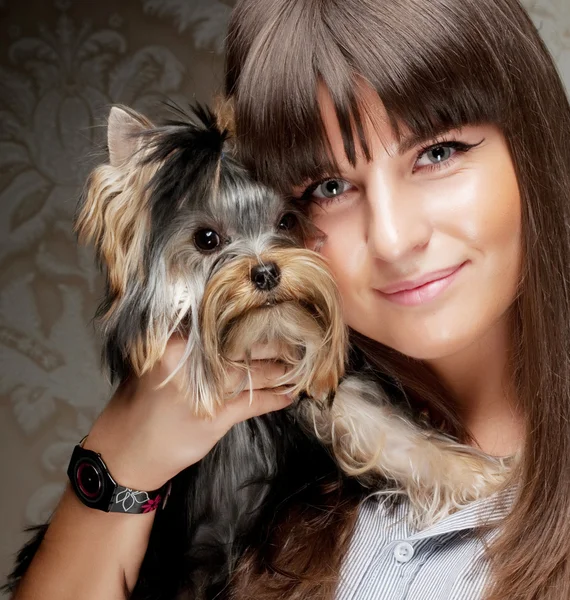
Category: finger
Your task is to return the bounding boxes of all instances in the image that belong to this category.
[225,360,291,393]
[220,388,294,427]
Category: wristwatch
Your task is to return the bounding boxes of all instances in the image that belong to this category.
[67,438,168,514]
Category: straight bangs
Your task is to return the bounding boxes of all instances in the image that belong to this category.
[226,0,540,193]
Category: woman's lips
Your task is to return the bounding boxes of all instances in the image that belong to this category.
[376,262,467,307]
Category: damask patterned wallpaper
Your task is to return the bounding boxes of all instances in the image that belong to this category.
[0,0,568,591]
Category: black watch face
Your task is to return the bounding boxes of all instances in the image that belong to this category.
[76,457,105,503]
[68,447,115,511]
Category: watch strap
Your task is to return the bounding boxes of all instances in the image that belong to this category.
[109,482,165,514]
[68,441,169,514]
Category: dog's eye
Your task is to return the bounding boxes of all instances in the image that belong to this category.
[278,213,297,231]
[194,229,221,252]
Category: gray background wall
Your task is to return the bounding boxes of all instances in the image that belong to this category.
[0,0,568,591]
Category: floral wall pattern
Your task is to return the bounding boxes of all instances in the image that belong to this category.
[0,0,230,588]
[0,0,568,591]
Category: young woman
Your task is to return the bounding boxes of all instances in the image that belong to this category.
[224,0,570,597]
[10,0,570,599]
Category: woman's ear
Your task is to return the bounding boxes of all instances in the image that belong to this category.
[107,105,153,167]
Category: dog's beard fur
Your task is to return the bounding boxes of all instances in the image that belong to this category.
[199,247,345,408]
[5,104,513,600]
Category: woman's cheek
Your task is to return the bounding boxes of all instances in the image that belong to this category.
[311,203,370,285]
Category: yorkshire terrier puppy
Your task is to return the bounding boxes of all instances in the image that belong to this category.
[6,104,510,600]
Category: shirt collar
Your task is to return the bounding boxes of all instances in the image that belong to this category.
[406,486,517,541]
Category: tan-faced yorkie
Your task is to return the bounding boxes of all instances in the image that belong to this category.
[8,104,510,600]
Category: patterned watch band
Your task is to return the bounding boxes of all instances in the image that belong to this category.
[109,483,166,514]
[68,437,171,514]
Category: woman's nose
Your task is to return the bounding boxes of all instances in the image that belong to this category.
[365,178,432,263]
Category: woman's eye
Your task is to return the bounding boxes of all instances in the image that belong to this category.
[311,179,352,199]
[416,144,456,167]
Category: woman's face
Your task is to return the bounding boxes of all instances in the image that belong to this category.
[298,88,522,360]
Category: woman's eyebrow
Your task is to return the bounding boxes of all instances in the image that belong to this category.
[397,127,457,155]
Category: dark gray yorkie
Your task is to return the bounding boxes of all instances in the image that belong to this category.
[7,105,509,600]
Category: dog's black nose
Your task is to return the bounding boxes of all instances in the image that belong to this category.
[250,262,281,291]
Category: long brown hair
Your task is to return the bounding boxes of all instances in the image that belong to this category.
[224,1,570,599]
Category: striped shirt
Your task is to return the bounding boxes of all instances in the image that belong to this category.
[337,488,516,600]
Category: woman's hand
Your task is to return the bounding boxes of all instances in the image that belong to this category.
[12,336,293,600]
[84,335,294,491]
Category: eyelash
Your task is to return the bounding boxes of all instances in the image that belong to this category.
[300,139,482,203]
[414,139,479,173]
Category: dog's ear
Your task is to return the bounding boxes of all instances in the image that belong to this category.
[75,105,165,382]
[75,105,154,272]
[107,105,152,167]
[76,105,154,249]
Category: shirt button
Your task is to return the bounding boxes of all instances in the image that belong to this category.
[393,542,415,563]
